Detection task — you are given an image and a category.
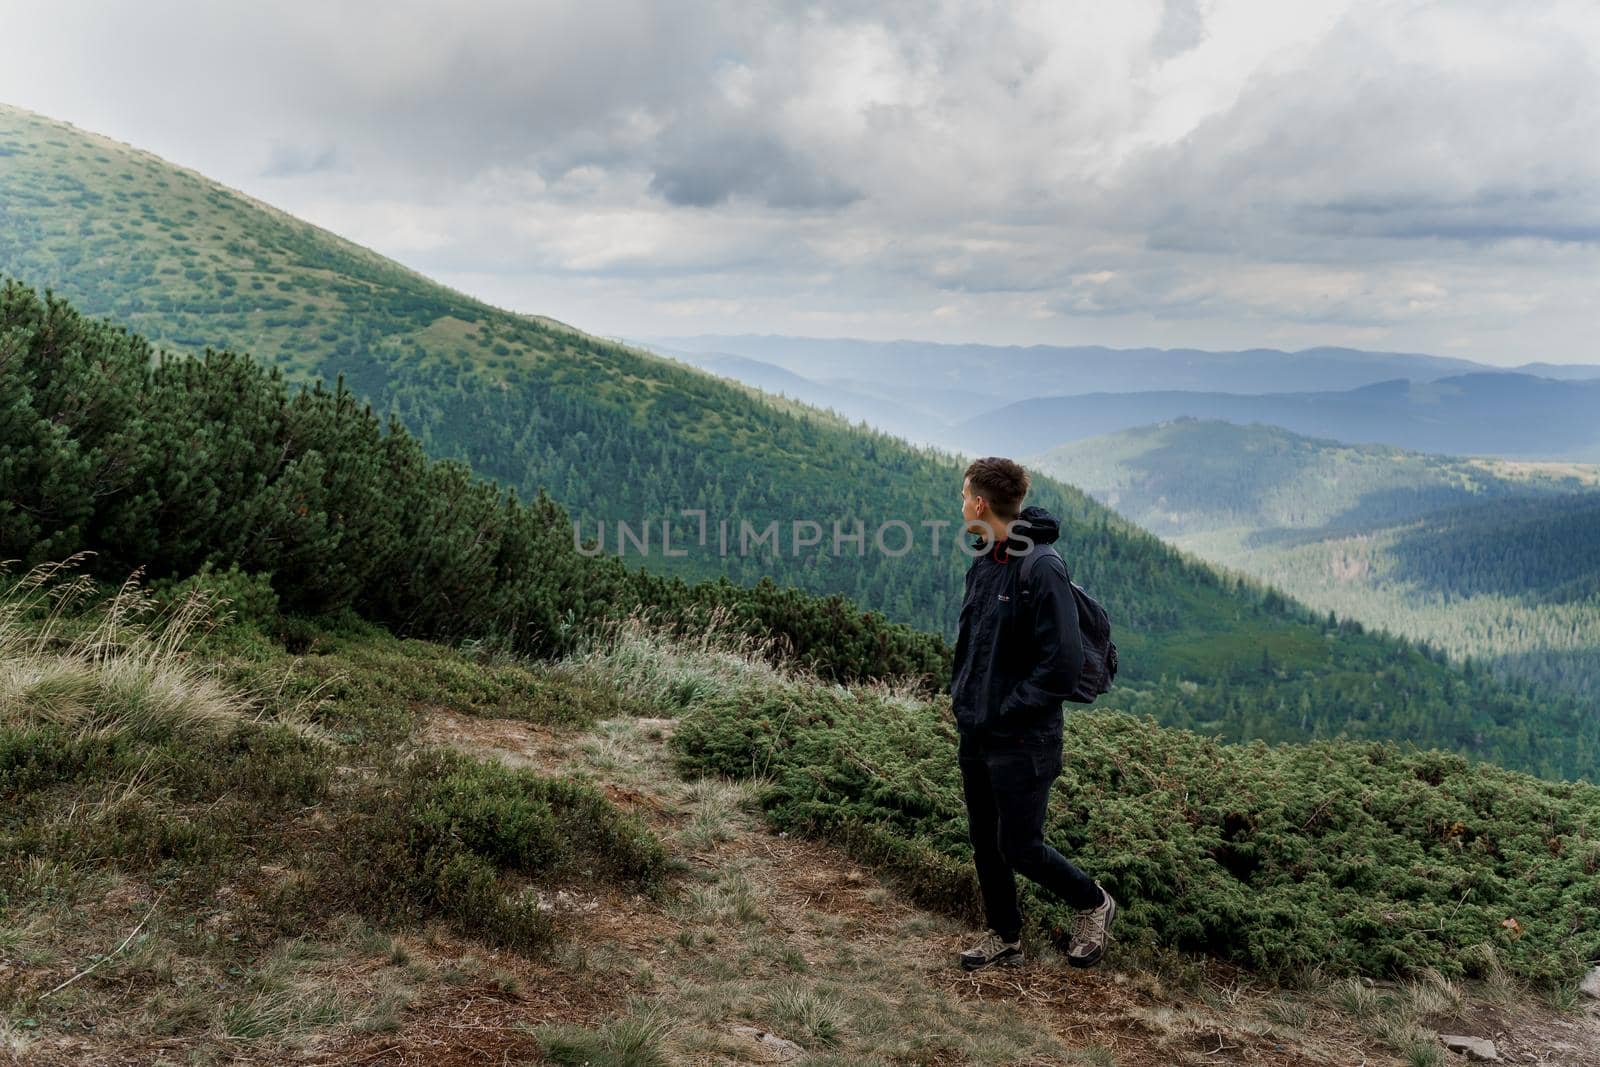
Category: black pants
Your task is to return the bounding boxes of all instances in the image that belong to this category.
[958,735,1101,942]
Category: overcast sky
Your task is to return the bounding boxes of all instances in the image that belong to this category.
[4,0,1597,364]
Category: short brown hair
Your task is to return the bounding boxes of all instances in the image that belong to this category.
[964,456,1029,519]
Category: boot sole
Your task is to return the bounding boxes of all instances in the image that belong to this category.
[961,950,1024,972]
[1067,895,1117,969]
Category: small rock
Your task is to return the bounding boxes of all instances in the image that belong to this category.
[730,1025,803,1062]
[1580,965,1600,1000]
[530,889,599,914]
[1439,1034,1499,1062]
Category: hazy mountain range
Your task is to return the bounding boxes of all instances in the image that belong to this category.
[960,374,1600,461]
[1030,417,1600,537]
[645,336,1600,460]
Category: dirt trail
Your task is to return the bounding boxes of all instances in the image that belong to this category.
[390,709,1598,1066]
[13,710,1595,1065]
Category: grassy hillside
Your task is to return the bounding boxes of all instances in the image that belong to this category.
[0,565,672,1061]
[8,280,1600,780]
[10,571,1596,1064]
[1033,421,1600,700]
[5,105,1600,780]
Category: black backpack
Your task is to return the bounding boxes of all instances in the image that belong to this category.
[1019,544,1118,704]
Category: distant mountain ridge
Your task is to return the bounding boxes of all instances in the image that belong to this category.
[957,373,1600,461]
[648,346,950,444]
[647,333,1600,399]
[645,335,1600,459]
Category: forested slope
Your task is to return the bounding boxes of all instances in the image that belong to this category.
[4,105,1597,779]
[1034,420,1600,701]
[0,103,977,627]
[5,281,1599,779]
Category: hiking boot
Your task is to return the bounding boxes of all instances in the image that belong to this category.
[1065,882,1116,968]
[959,930,1023,971]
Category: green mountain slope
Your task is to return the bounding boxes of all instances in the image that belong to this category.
[1033,419,1600,700]
[3,105,1598,780]
[0,102,969,627]
[1032,417,1598,535]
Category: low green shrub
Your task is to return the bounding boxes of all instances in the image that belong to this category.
[149,561,280,644]
[670,673,1600,985]
[0,718,668,954]
[0,571,669,958]
[343,749,667,950]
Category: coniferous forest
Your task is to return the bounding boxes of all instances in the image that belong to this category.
[4,278,1597,782]
[5,13,1600,1060]
[1032,419,1600,702]
[5,107,1600,783]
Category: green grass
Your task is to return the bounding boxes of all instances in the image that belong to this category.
[533,1000,678,1067]
[232,618,650,744]
[0,563,667,1059]
[550,625,1600,987]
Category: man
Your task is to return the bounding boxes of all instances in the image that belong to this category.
[950,456,1116,971]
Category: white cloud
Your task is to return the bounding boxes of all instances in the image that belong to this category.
[0,0,1595,363]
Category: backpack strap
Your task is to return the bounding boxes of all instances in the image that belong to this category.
[1017,543,1065,595]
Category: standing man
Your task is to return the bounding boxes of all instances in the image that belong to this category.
[950,457,1116,970]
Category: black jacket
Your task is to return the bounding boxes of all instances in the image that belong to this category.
[949,505,1084,745]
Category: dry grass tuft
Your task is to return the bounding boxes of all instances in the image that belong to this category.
[0,560,247,739]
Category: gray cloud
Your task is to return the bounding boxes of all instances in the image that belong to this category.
[1152,0,1206,59]
[0,0,1596,363]
[261,143,339,178]
[1118,8,1600,258]
[648,126,863,210]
